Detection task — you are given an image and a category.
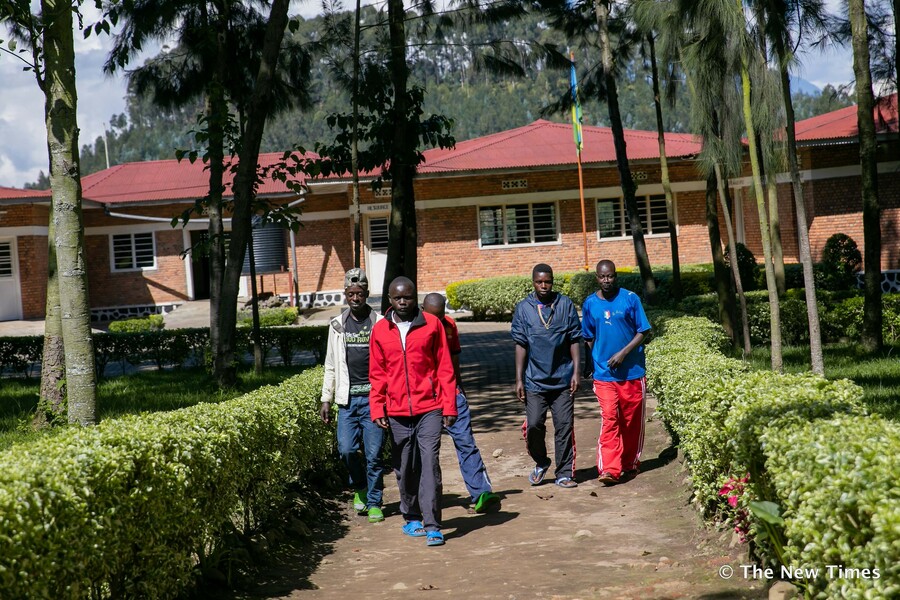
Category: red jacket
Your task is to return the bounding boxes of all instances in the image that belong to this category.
[368,308,458,420]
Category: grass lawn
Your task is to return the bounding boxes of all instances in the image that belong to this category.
[0,365,310,451]
[745,343,900,421]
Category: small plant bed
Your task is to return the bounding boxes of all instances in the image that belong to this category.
[0,365,310,451]
[745,342,900,421]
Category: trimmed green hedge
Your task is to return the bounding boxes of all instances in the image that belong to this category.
[679,290,900,346]
[0,336,42,377]
[238,307,299,328]
[107,314,165,333]
[0,366,334,598]
[647,316,899,597]
[445,268,721,316]
[0,326,327,378]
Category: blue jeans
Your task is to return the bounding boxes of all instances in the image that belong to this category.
[337,395,385,508]
[445,390,492,502]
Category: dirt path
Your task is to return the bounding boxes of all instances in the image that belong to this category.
[236,322,767,599]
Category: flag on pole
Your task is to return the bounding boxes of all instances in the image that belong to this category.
[569,51,583,155]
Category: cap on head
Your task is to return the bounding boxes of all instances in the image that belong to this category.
[344,268,368,290]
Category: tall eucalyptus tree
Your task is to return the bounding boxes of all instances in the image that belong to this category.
[754,0,829,374]
[848,0,883,351]
[104,0,312,385]
[3,0,98,424]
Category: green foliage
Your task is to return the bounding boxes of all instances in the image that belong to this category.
[2,327,327,380]
[453,275,534,319]
[445,278,479,310]
[816,233,863,291]
[647,316,900,597]
[724,242,758,292]
[107,314,165,333]
[763,415,900,598]
[679,291,900,347]
[0,337,43,378]
[238,307,299,328]
[0,366,336,599]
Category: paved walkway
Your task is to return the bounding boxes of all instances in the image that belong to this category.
[233,322,766,600]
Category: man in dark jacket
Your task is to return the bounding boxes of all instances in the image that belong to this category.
[511,263,582,489]
[369,277,457,547]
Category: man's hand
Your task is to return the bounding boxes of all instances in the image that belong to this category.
[515,380,525,403]
[374,417,389,429]
[443,415,457,428]
[569,373,580,395]
[608,350,627,369]
[319,402,331,424]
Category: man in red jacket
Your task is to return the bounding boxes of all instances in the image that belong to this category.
[369,277,458,547]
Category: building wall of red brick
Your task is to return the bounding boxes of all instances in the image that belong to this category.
[84,229,191,308]
[4,141,899,321]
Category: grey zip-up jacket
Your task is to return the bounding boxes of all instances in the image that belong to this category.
[320,308,383,406]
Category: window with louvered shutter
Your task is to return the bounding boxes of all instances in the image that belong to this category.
[0,242,12,278]
[111,232,156,271]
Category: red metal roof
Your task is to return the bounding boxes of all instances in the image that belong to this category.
[419,119,701,173]
[0,186,50,200]
[79,151,309,204]
[794,93,898,142]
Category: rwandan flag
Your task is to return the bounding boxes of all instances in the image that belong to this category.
[569,52,584,155]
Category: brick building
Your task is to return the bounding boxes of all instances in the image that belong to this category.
[0,94,896,322]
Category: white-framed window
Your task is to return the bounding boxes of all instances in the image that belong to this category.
[596,194,672,239]
[478,202,559,247]
[111,232,156,271]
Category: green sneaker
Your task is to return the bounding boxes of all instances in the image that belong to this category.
[473,491,501,514]
[352,490,367,513]
[367,506,385,523]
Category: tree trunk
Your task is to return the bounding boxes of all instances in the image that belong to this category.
[596,0,656,303]
[648,33,680,300]
[207,1,230,385]
[894,0,900,94]
[849,0,883,351]
[777,59,824,374]
[37,201,66,427]
[739,20,782,371]
[714,163,752,356]
[220,0,291,382]
[766,178,786,296]
[247,230,264,375]
[41,0,97,425]
[382,0,418,310]
[705,170,737,345]
[351,0,362,268]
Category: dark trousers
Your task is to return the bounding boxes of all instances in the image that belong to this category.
[525,388,575,481]
[388,409,444,532]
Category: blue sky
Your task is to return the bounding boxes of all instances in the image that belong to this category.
[0,1,859,188]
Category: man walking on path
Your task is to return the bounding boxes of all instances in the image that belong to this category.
[320,268,386,523]
[582,260,652,486]
[422,293,501,514]
[369,277,458,547]
[511,264,582,489]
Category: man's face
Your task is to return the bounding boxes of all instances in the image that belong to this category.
[345,285,368,310]
[532,272,554,303]
[389,283,417,319]
[597,265,618,294]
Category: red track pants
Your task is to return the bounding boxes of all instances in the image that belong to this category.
[593,378,646,478]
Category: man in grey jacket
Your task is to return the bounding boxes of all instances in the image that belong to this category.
[320,268,386,522]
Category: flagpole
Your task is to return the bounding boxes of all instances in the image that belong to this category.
[570,50,589,271]
[577,148,588,271]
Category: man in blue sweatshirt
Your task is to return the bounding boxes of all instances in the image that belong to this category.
[511,264,582,489]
